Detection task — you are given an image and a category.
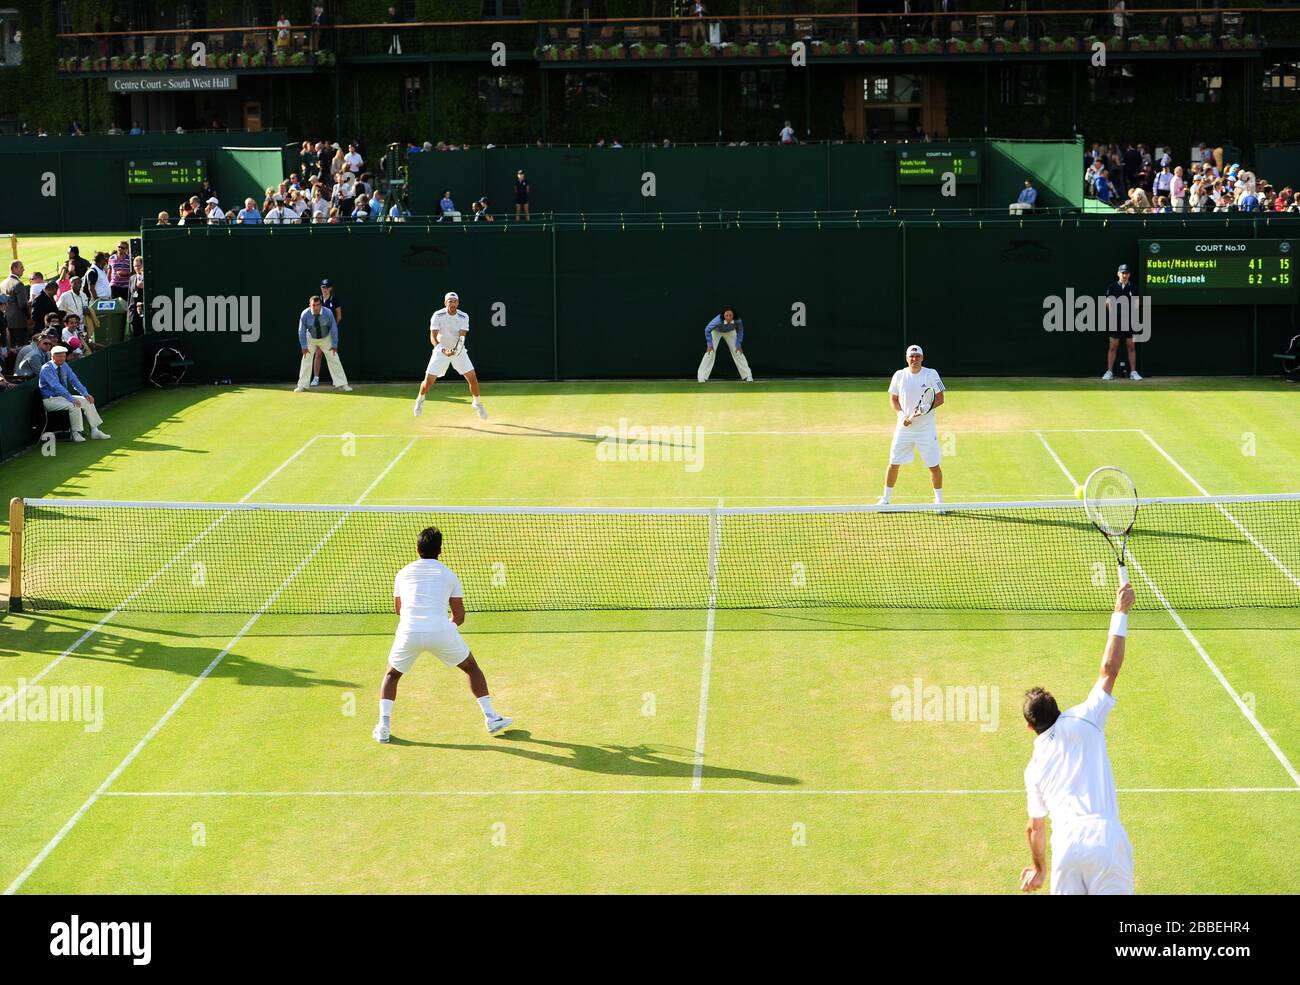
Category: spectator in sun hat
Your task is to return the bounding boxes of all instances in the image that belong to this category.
[39,345,110,441]
[205,196,226,222]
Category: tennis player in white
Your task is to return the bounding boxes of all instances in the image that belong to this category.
[879,344,945,505]
[1019,582,1136,895]
[414,291,487,420]
[373,526,512,741]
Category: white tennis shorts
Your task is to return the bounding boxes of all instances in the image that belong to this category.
[889,426,942,467]
[387,627,471,673]
[425,347,475,378]
[1050,819,1135,895]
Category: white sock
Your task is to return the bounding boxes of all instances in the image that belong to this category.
[472,396,482,405]
[414,395,424,404]
[934,488,943,503]
[380,698,394,723]
[476,695,495,718]
[880,487,893,504]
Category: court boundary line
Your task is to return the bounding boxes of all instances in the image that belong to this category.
[1035,432,1300,790]
[329,428,1147,439]
[0,433,324,720]
[1034,431,1080,488]
[691,498,722,791]
[3,438,419,896]
[95,787,1300,798]
[1138,429,1300,592]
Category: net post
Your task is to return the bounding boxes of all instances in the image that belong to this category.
[8,497,23,613]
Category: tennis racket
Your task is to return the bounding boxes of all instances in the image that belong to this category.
[904,386,934,427]
[1082,466,1139,584]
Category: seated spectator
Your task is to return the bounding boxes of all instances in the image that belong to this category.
[39,345,111,441]
[1009,179,1037,215]
[129,120,143,135]
[58,276,86,322]
[31,279,59,326]
[63,310,97,353]
[351,195,370,221]
[185,195,207,224]
[290,189,311,220]
[156,210,171,225]
[388,200,408,222]
[237,198,263,223]
[205,197,226,222]
[264,195,296,223]
[475,197,494,222]
[439,190,459,221]
[369,189,385,219]
[1093,168,1116,205]
[14,330,56,378]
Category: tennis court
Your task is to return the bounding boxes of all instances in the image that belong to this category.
[1,378,1297,893]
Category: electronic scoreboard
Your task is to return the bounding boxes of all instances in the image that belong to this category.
[1140,239,1297,305]
[896,148,981,185]
[125,158,207,193]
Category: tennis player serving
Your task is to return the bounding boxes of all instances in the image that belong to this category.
[373,526,512,742]
[1019,581,1136,894]
[879,344,945,505]
[414,290,487,419]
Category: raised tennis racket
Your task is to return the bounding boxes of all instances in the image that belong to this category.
[904,386,934,427]
[1082,466,1139,584]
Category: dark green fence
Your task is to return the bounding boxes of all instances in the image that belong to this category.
[0,336,151,460]
[140,217,1298,384]
[0,131,289,232]
[408,140,1084,217]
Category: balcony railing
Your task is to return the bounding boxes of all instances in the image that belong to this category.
[56,8,1285,74]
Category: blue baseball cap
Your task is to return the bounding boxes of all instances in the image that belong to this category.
[320,278,333,287]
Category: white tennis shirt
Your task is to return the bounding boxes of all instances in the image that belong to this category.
[888,366,944,431]
[394,558,464,632]
[1024,681,1122,840]
[430,307,469,350]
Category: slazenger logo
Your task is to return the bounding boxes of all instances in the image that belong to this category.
[150,290,261,342]
[50,915,151,965]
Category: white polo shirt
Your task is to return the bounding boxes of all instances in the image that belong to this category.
[430,307,469,350]
[1024,681,1121,840]
[888,366,944,432]
[393,558,464,633]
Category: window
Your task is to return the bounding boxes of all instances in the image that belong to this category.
[481,0,522,16]
[651,71,700,111]
[1263,62,1300,101]
[1179,62,1222,103]
[401,75,421,113]
[479,74,525,112]
[1000,66,1047,106]
[739,70,785,111]
[864,74,921,104]
[1088,64,1136,104]
[0,9,21,67]
[563,71,610,110]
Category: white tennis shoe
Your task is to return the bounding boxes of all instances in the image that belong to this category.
[1101,371,1114,381]
[473,399,487,420]
[310,376,320,387]
[486,714,513,735]
[413,398,424,417]
[1129,371,1143,381]
[372,722,390,743]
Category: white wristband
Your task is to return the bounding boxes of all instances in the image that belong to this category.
[1109,612,1128,638]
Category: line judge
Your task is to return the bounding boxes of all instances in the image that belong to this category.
[295,294,352,392]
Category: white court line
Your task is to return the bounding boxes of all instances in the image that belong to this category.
[366,493,1075,503]
[1138,429,1300,592]
[3,438,418,896]
[1034,431,1080,489]
[334,429,1144,439]
[1034,432,1300,790]
[692,498,723,791]
[97,787,1300,798]
[0,433,324,720]
[1129,553,1300,788]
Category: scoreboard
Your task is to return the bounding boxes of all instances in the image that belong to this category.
[125,158,207,193]
[896,148,981,185]
[1140,239,1297,305]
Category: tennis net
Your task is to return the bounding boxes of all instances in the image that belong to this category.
[10,495,1300,614]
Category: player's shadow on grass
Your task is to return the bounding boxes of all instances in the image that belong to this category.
[400,730,800,786]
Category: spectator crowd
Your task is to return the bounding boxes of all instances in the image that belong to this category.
[0,241,144,388]
[1085,141,1297,214]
